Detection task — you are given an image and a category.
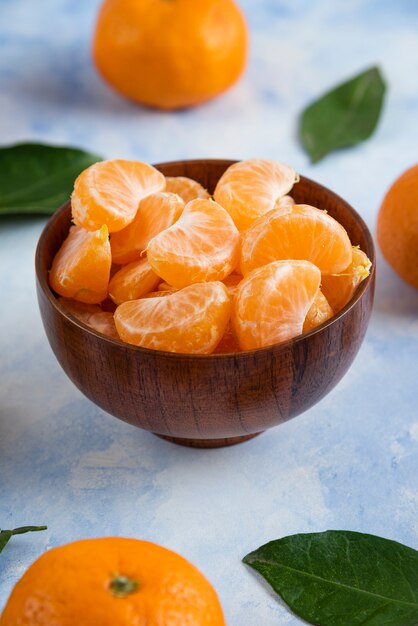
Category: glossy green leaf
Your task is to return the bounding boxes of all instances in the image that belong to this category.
[0,526,47,554]
[243,530,418,626]
[0,143,102,215]
[300,66,386,163]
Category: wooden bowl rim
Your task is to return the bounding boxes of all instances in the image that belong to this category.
[35,160,375,360]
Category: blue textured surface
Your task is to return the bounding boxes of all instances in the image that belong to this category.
[1,1,418,623]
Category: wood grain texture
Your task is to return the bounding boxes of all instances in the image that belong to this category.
[35,159,375,448]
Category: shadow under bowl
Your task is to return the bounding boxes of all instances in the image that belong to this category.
[35,159,375,448]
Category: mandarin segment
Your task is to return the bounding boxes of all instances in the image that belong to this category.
[165,176,210,203]
[321,247,371,312]
[108,257,160,305]
[57,297,102,324]
[0,537,225,626]
[214,159,299,230]
[143,290,173,298]
[232,260,321,350]
[72,160,165,233]
[222,273,243,295]
[213,322,241,353]
[240,203,352,276]
[57,298,118,338]
[147,198,240,288]
[303,290,334,333]
[88,311,119,339]
[158,281,177,292]
[275,194,295,210]
[114,282,231,353]
[49,225,111,304]
[110,192,184,264]
[57,297,118,339]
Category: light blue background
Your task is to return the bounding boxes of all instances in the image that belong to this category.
[1,1,418,623]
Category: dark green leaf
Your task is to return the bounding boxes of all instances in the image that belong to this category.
[0,143,102,216]
[243,530,418,626]
[0,526,47,554]
[300,66,386,163]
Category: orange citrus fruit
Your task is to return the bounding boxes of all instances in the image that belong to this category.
[214,159,299,230]
[158,281,177,292]
[72,160,165,233]
[303,290,334,333]
[110,192,184,264]
[93,0,248,110]
[58,297,102,323]
[108,257,160,305]
[377,163,418,289]
[88,311,119,338]
[232,260,321,350]
[143,290,173,298]
[240,203,353,276]
[49,225,111,304]
[115,282,231,353]
[275,195,295,210]
[165,176,210,203]
[57,298,117,337]
[222,272,242,295]
[49,156,373,354]
[147,198,240,288]
[0,537,225,626]
[321,246,371,313]
[213,322,241,353]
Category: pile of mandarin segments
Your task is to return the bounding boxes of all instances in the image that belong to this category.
[49,159,371,354]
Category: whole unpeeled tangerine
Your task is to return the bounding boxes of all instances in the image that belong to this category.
[0,537,226,626]
[377,164,418,289]
[93,0,248,110]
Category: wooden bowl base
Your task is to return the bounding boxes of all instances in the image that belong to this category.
[155,432,263,448]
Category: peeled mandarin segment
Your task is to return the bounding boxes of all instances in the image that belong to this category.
[71,160,165,233]
[57,298,118,339]
[110,192,184,264]
[57,297,102,324]
[321,246,372,313]
[114,282,231,354]
[213,322,241,353]
[222,272,242,295]
[49,225,111,304]
[275,194,295,209]
[108,257,160,305]
[87,311,119,339]
[240,203,353,276]
[303,290,334,333]
[165,176,210,203]
[147,198,240,288]
[143,290,173,298]
[232,260,321,350]
[100,297,117,313]
[213,159,299,231]
[158,281,177,292]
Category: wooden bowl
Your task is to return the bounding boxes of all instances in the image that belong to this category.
[35,159,375,448]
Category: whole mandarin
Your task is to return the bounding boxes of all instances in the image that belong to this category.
[377,164,418,289]
[0,538,225,626]
[93,0,248,110]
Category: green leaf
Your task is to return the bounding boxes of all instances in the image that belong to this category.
[243,530,418,626]
[0,143,103,216]
[300,66,386,163]
[0,526,47,554]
